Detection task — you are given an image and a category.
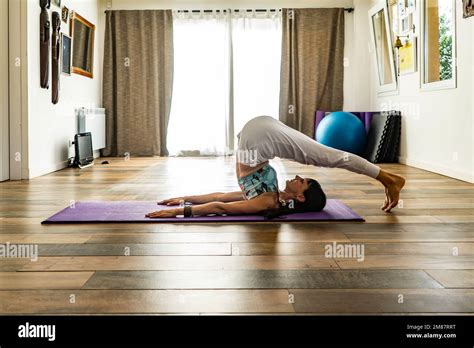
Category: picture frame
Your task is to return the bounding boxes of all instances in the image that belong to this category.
[398,0,406,17]
[369,1,398,94]
[463,0,474,18]
[406,0,416,13]
[60,33,72,76]
[400,13,413,34]
[399,36,417,75]
[62,6,70,23]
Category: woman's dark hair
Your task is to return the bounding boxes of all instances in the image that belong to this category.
[264,179,326,220]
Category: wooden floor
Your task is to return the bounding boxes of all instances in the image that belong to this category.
[0,157,473,314]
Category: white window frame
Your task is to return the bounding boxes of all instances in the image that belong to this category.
[369,0,398,94]
[420,0,457,92]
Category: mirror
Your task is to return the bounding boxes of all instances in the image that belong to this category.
[369,1,398,93]
[421,0,456,90]
[70,11,95,78]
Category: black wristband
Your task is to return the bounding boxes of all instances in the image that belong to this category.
[183,206,193,218]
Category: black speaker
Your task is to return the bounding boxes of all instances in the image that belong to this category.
[74,132,94,168]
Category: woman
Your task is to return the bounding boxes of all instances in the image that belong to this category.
[146,116,405,218]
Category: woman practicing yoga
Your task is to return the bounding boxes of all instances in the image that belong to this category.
[146,116,405,218]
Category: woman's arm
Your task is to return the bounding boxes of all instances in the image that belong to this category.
[147,193,277,218]
[159,191,244,205]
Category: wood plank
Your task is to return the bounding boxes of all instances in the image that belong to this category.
[290,289,474,313]
[345,231,474,242]
[0,290,293,314]
[435,216,474,223]
[86,231,351,244]
[363,216,443,224]
[231,242,474,256]
[351,208,474,216]
[19,256,339,271]
[335,256,474,269]
[0,272,93,289]
[83,270,442,290]
[425,270,474,288]
[346,202,474,209]
[38,243,231,256]
[0,234,92,244]
[2,222,469,233]
[0,259,31,271]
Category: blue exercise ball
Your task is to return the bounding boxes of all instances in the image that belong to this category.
[316,112,367,155]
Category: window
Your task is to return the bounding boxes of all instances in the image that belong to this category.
[167,10,282,156]
[421,0,456,90]
[369,1,398,94]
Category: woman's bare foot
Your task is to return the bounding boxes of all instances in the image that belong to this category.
[381,186,389,210]
[376,170,406,213]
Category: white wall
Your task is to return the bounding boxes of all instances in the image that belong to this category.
[344,0,372,110]
[26,0,102,178]
[369,0,474,183]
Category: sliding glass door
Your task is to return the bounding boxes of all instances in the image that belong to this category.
[167,10,282,156]
[167,12,230,156]
[231,11,282,147]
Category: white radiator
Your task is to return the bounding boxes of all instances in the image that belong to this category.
[76,107,106,151]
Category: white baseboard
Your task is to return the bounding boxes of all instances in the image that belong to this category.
[398,156,474,183]
[28,160,70,179]
[28,151,102,179]
[93,150,101,159]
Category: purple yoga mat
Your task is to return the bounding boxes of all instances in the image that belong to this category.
[41,199,364,223]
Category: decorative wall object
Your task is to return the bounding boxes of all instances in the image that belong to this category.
[397,0,414,35]
[39,0,51,89]
[397,0,406,18]
[51,11,61,104]
[463,0,474,18]
[60,33,72,75]
[53,0,61,7]
[398,37,417,75]
[62,6,70,23]
[406,0,416,13]
[400,13,413,34]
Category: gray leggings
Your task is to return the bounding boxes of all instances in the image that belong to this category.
[238,116,381,179]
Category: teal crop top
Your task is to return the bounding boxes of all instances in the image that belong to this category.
[238,164,279,200]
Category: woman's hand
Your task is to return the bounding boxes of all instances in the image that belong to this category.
[145,208,182,218]
[158,197,185,206]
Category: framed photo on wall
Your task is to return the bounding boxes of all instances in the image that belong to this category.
[398,0,407,18]
[463,0,474,18]
[406,0,416,13]
[399,36,417,75]
[397,0,414,35]
[60,33,72,76]
[400,13,413,34]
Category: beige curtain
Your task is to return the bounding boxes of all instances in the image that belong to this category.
[102,10,173,157]
[279,8,345,137]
